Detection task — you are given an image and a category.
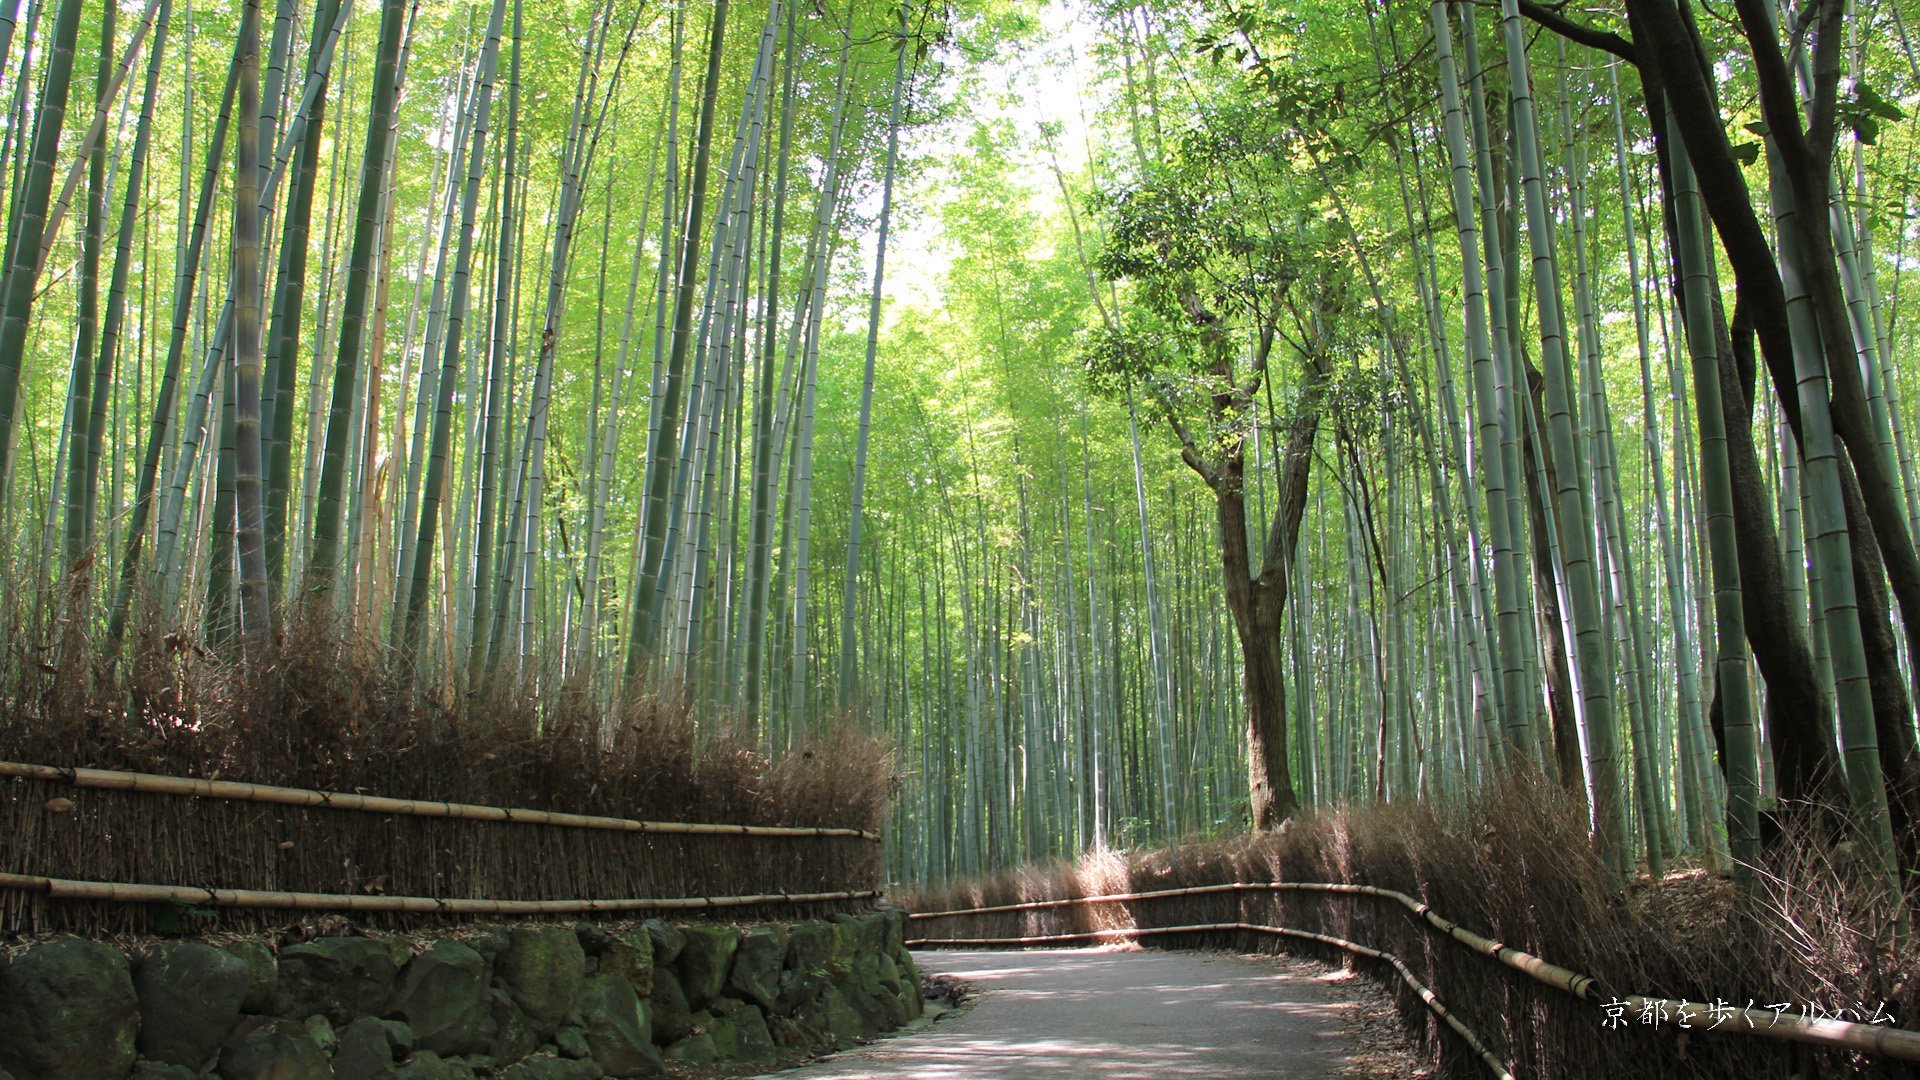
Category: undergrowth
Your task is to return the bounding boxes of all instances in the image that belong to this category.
[903,777,1920,1080]
[0,579,895,832]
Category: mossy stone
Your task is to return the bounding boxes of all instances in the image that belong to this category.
[0,939,139,1080]
[221,940,279,1014]
[645,968,692,1045]
[702,998,766,1062]
[497,929,586,1035]
[275,937,402,1025]
[723,1004,776,1062]
[724,926,783,1012]
[331,1017,400,1079]
[136,941,251,1069]
[301,1016,337,1056]
[784,922,833,974]
[386,940,493,1057]
[875,952,903,995]
[555,1024,590,1059]
[641,920,684,967]
[488,988,541,1065]
[662,1032,715,1067]
[215,1017,333,1080]
[496,1053,606,1080]
[847,961,907,1032]
[670,926,737,1010]
[844,912,891,957]
[471,931,512,965]
[817,983,876,1042]
[576,925,651,998]
[767,1012,821,1053]
[394,1050,478,1080]
[870,906,908,954]
[774,965,825,1015]
[825,919,860,978]
[577,973,658,1077]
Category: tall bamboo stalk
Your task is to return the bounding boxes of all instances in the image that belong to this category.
[0,0,84,494]
[231,0,269,646]
[837,4,911,708]
[308,0,407,588]
[402,0,508,664]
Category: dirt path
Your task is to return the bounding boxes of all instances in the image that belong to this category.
[771,947,1386,1079]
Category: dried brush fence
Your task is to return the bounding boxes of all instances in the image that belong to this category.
[907,883,1920,1077]
[901,781,1920,1080]
[0,761,882,935]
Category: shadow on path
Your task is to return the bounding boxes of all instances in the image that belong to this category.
[773,947,1356,1078]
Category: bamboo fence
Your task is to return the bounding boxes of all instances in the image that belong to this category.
[0,762,879,838]
[0,761,882,934]
[907,882,1920,1069]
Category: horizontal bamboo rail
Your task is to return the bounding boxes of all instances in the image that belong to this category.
[911,921,1513,1080]
[910,882,1247,919]
[0,761,878,840]
[908,881,1920,1065]
[0,872,879,916]
[916,881,1594,998]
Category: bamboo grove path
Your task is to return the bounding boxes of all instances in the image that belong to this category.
[772,948,1360,1078]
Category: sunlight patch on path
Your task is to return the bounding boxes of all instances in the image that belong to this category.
[773,947,1358,1079]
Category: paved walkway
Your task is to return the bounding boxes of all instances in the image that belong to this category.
[774,948,1358,1079]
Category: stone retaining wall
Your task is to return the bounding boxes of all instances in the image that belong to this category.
[0,908,921,1079]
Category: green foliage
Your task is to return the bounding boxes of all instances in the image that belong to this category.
[1841,82,1908,146]
[151,899,217,937]
[0,0,1916,897]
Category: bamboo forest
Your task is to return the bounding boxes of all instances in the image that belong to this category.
[1,0,1919,1075]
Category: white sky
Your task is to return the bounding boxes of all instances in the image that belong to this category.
[873,0,1100,315]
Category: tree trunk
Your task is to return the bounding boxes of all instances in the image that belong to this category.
[1192,335,1321,830]
[1239,607,1296,828]
[1518,365,1584,799]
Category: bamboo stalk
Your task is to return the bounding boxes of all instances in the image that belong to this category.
[0,762,878,840]
[0,873,877,915]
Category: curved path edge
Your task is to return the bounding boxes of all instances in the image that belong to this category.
[766,947,1359,1078]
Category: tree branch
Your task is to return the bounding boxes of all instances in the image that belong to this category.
[1252,349,1327,622]
[1165,408,1221,489]
[1730,0,1815,175]
[1804,0,1844,175]
[1514,0,1635,61]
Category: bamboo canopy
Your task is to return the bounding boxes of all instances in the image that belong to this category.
[0,761,879,840]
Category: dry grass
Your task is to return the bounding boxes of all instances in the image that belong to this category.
[902,775,1920,1079]
[3,596,894,831]
[0,588,898,937]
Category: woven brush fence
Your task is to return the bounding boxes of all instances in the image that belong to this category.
[900,791,1920,1080]
[0,762,882,935]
